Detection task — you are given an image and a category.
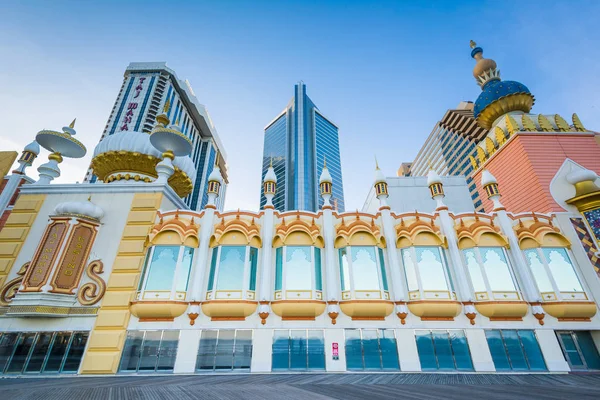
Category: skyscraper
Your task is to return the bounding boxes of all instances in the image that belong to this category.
[260,82,344,212]
[84,62,228,211]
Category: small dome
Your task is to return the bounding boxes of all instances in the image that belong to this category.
[54,199,104,221]
[427,169,442,186]
[264,166,277,184]
[24,141,40,155]
[319,166,332,184]
[374,167,386,184]
[481,170,497,186]
[208,166,223,184]
[566,168,598,185]
[473,80,533,118]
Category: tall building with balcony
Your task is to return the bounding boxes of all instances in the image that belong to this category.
[260,82,345,212]
[83,62,228,211]
[404,101,489,212]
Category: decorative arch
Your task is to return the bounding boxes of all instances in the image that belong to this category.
[395,213,446,249]
[515,215,570,249]
[210,214,262,248]
[335,213,384,248]
[456,215,508,249]
[148,213,199,248]
[273,214,323,248]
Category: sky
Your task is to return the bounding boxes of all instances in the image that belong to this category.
[0,0,599,211]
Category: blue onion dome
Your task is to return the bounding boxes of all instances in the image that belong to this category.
[470,40,535,129]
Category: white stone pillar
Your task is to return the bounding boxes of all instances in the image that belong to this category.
[380,208,409,317]
[174,330,201,373]
[465,329,495,371]
[324,328,346,372]
[395,329,421,371]
[535,329,570,372]
[251,329,273,373]
[258,207,274,323]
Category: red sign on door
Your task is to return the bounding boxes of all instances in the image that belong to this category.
[332,342,339,360]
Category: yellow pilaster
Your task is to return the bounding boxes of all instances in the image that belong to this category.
[0,194,45,289]
[80,193,162,374]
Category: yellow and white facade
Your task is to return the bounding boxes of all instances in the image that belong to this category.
[1,114,600,375]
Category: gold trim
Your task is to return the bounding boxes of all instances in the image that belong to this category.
[6,305,98,315]
[77,260,106,306]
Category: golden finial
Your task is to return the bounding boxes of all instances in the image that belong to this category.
[215,152,220,167]
[163,98,171,113]
[427,159,433,170]
[69,118,76,128]
[323,155,327,169]
[470,40,476,49]
[374,155,379,170]
[87,195,91,202]
[175,115,180,126]
[269,155,273,168]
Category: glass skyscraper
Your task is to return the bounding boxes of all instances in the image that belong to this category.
[260,83,345,212]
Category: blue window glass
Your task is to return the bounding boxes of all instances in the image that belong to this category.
[432,331,455,369]
[134,76,155,131]
[485,330,511,371]
[338,248,349,291]
[559,332,585,368]
[377,248,388,291]
[207,248,218,291]
[249,247,258,291]
[380,330,400,370]
[275,247,283,291]
[518,331,546,371]
[307,330,325,370]
[345,330,363,370]
[110,77,136,135]
[289,330,306,369]
[502,330,528,370]
[271,330,289,370]
[362,330,381,370]
[576,331,600,370]
[450,330,473,370]
[416,330,438,370]
[314,247,322,291]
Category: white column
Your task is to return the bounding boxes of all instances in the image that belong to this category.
[324,328,346,372]
[437,209,472,302]
[322,208,338,302]
[380,208,407,302]
[189,206,215,304]
[395,329,421,371]
[258,207,274,321]
[0,174,23,215]
[465,329,495,371]
[535,329,570,372]
[250,329,273,373]
[174,330,201,373]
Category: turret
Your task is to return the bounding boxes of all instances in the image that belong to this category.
[319,158,333,208]
[263,158,277,209]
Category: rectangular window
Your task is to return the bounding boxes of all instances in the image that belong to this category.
[249,247,258,291]
[119,330,179,373]
[344,329,400,371]
[207,248,218,291]
[275,247,283,291]
[338,248,349,291]
[314,247,322,291]
[485,330,546,371]
[415,330,473,371]
[196,330,253,372]
[271,330,325,371]
[378,248,389,291]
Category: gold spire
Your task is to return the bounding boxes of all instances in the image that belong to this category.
[470,40,476,49]
[323,155,327,169]
[175,115,180,126]
[374,155,379,170]
[69,118,76,128]
[269,155,273,168]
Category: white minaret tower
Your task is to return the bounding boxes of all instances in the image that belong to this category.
[0,141,40,215]
[258,159,277,324]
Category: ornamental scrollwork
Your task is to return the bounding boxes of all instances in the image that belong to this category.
[77,260,106,306]
[0,262,29,305]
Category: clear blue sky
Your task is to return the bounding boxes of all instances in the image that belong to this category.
[1,0,598,211]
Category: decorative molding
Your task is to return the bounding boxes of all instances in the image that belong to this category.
[77,260,106,306]
[0,262,29,305]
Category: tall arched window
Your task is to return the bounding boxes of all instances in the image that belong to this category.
[462,247,520,301]
[524,247,585,301]
[207,245,259,300]
[401,246,454,300]
[274,245,322,300]
[138,245,195,301]
[338,245,389,300]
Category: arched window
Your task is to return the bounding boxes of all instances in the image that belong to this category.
[524,247,585,301]
[462,247,520,301]
[207,245,259,300]
[138,245,194,301]
[274,246,322,300]
[401,246,454,300]
[338,246,389,300]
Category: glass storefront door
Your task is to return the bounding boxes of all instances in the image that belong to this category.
[195,330,252,372]
[415,330,473,371]
[557,331,600,371]
[118,330,180,373]
[0,331,89,375]
[345,329,400,371]
[271,330,325,371]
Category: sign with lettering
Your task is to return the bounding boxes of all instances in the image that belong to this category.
[332,342,339,360]
[50,221,98,294]
[119,77,146,131]
[22,220,68,291]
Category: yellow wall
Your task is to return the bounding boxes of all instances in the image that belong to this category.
[80,192,162,374]
[0,194,45,291]
[0,151,17,178]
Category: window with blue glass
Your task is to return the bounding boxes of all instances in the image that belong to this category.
[207,245,259,297]
[415,330,473,371]
[119,330,179,373]
[272,330,325,371]
[485,330,546,371]
[556,331,600,371]
[345,329,400,371]
[260,114,288,211]
[273,246,322,300]
[196,330,252,372]
[338,246,388,295]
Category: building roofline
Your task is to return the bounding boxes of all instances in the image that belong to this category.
[314,108,339,129]
[264,109,287,131]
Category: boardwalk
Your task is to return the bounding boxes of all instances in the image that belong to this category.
[1,373,600,399]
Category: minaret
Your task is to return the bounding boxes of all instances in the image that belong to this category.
[427,168,447,211]
[319,159,340,324]
[258,159,277,324]
[35,119,86,184]
[372,162,409,323]
[205,162,223,208]
[0,141,40,216]
[480,169,546,324]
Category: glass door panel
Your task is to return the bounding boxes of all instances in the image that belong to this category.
[379,330,400,370]
[62,332,88,373]
[233,330,252,370]
[576,332,600,370]
[196,331,218,371]
[432,331,454,370]
[449,331,473,371]
[271,330,289,370]
[485,330,511,371]
[517,331,546,371]
[156,331,178,371]
[138,331,161,372]
[119,331,144,372]
[345,330,363,370]
[362,330,381,370]
[558,332,584,368]
[25,333,53,373]
[0,333,18,373]
[215,330,235,370]
[502,330,528,370]
[6,333,36,373]
[307,330,325,370]
[44,332,71,373]
[289,330,307,370]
